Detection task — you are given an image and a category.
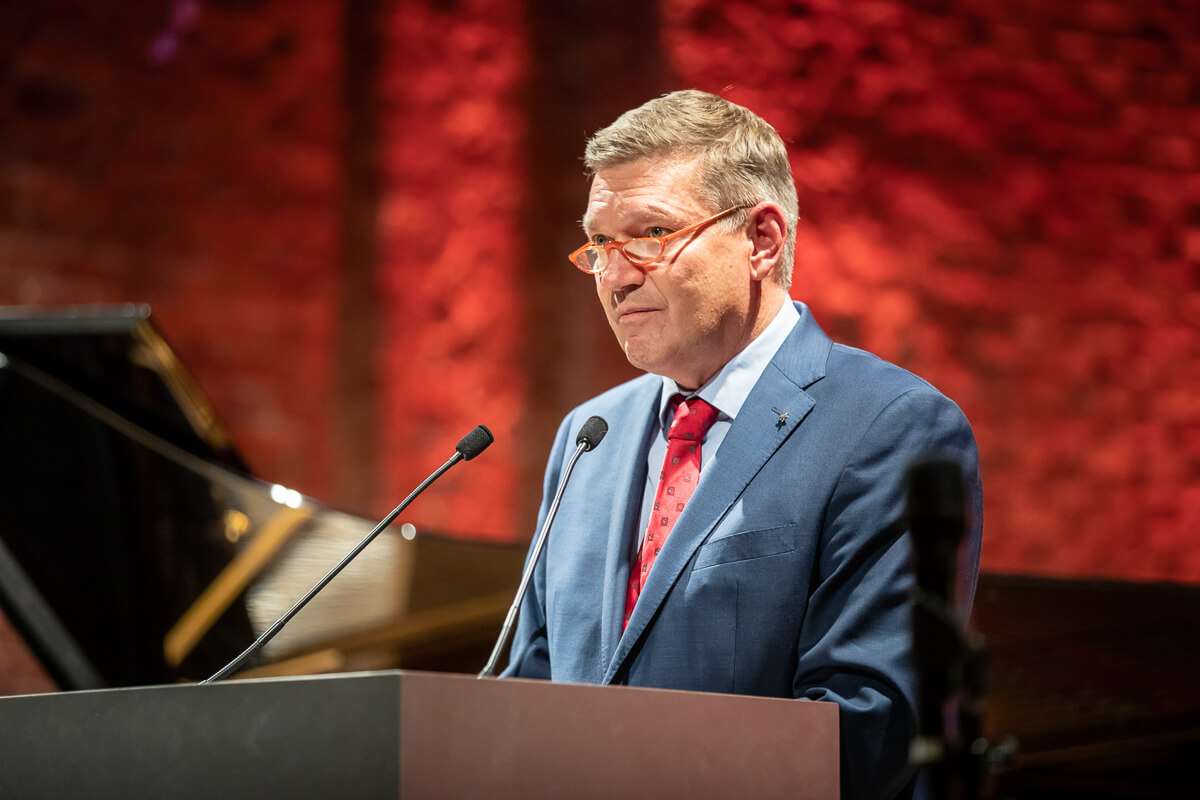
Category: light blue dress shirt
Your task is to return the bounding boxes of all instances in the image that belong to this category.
[635,301,801,554]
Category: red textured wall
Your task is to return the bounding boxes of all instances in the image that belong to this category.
[2,0,340,500]
[3,0,1199,584]
[663,0,1200,581]
[377,0,528,539]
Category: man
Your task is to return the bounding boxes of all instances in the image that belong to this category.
[504,90,983,800]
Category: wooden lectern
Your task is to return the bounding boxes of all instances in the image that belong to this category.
[0,670,838,799]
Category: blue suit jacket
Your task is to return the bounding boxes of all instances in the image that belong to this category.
[505,302,983,800]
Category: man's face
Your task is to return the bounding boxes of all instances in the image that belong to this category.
[584,157,756,390]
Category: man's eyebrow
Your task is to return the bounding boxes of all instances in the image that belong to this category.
[581,205,681,236]
[641,202,677,218]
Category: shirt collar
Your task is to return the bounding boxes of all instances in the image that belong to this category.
[657,301,801,429]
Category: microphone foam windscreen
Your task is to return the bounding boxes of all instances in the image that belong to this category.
[456,425,494,460]
[576,416,609,451]
[906,458,965,525]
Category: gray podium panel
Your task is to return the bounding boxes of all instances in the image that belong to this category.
[398,672,839,798]
[0,671,399,799]
[0,670,839,799]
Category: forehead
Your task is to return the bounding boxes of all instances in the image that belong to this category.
[583,157,709,232]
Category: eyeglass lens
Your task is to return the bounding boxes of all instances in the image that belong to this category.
[577,238,666,273]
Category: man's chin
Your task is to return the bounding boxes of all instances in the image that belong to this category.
[621,340,660,375]
[622,343,687,384]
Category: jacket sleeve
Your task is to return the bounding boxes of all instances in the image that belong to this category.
[793,386,982,800]
[500,411,576,680]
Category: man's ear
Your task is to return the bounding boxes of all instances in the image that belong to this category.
[747,203,786,283]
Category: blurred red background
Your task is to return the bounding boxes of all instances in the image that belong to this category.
[3,0,1198,582]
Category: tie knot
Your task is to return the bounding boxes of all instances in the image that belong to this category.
[667,395,719,442]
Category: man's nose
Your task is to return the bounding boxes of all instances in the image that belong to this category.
[597,248,646,291]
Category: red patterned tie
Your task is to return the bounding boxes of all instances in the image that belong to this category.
[624,395,720,629]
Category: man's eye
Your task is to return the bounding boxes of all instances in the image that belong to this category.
[592,235,610,246]
[647,227,667,238]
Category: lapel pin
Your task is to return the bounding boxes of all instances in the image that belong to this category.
[771,407,789,429]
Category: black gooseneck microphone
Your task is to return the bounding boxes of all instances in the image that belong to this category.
[906,458,991,800]
[201,424,494,684]
[478,415,608,678]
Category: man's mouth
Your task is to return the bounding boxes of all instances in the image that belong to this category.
[616,306,659,322]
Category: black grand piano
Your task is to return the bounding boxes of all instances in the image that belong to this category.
[0,304,525,691]
[1,306,1196,798]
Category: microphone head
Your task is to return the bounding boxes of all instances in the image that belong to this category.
[576,416,608,452]
[905,458,965,527]
[456,425,494,460]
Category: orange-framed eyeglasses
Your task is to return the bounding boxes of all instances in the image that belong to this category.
[568,205,749,274]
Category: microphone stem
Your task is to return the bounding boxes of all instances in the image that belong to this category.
[201,451,465,684]
[478,440,588,678]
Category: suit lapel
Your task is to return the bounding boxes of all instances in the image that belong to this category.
[604,303,832,683]
[593,381,660,668]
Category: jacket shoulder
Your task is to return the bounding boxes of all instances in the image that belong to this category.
[825,342,953,404]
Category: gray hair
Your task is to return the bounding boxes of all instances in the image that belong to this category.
[584,90,799,288]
